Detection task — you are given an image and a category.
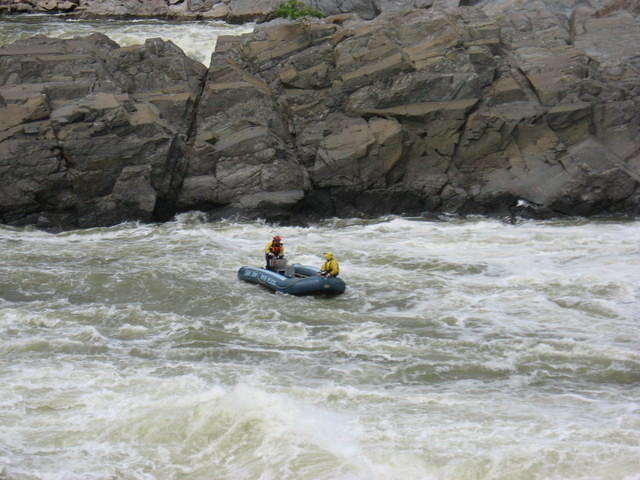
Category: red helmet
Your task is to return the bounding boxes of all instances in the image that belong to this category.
[273,235,281,242]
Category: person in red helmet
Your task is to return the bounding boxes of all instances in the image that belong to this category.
[265,235,285,270]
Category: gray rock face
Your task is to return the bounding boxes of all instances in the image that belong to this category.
[0,34,206,228]
[1,0,639,228]
[306,0,436,19]
[178,3,638,221]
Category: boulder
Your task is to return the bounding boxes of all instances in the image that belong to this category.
[202,4,637,220]
[0,34,206,228]
[177,36,306,214]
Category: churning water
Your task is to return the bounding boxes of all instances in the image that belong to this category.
[0,15,254,65]
[1,14,640,480]
[1,214,639,479]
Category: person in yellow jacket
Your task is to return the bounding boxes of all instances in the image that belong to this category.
[265,235,285,270]
[319,252,339,277]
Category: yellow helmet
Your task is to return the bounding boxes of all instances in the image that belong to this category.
[324,252,334,260]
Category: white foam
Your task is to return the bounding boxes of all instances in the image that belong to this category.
[2,217,640,478]
[0,18,254,66]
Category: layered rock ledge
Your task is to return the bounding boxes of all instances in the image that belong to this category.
[1,0,639,228]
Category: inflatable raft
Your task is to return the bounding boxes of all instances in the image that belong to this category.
[237,262,346,296]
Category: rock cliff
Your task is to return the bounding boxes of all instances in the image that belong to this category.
[1,0,639,228]
[0,34,206,227]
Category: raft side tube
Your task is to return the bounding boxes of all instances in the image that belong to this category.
[237,264,345,295]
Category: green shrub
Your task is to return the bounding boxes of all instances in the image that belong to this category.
[275,0,325,19]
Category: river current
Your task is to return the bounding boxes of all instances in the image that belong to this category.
[1,214,639,479]
[1,14,640,480]
[0,15,253,65]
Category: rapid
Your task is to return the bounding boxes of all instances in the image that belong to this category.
[1,214,639,479]
[0,15,254,66]
[1,14,640,480]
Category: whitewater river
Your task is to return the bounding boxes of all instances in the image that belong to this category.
[1,214,639,479]
[1,14,640,480]
[0,15,254,65]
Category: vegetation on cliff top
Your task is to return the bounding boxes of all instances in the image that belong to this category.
[274,0,325,19]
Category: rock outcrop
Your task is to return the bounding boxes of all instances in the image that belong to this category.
[0,34,206,227]
[1,0,639,228]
